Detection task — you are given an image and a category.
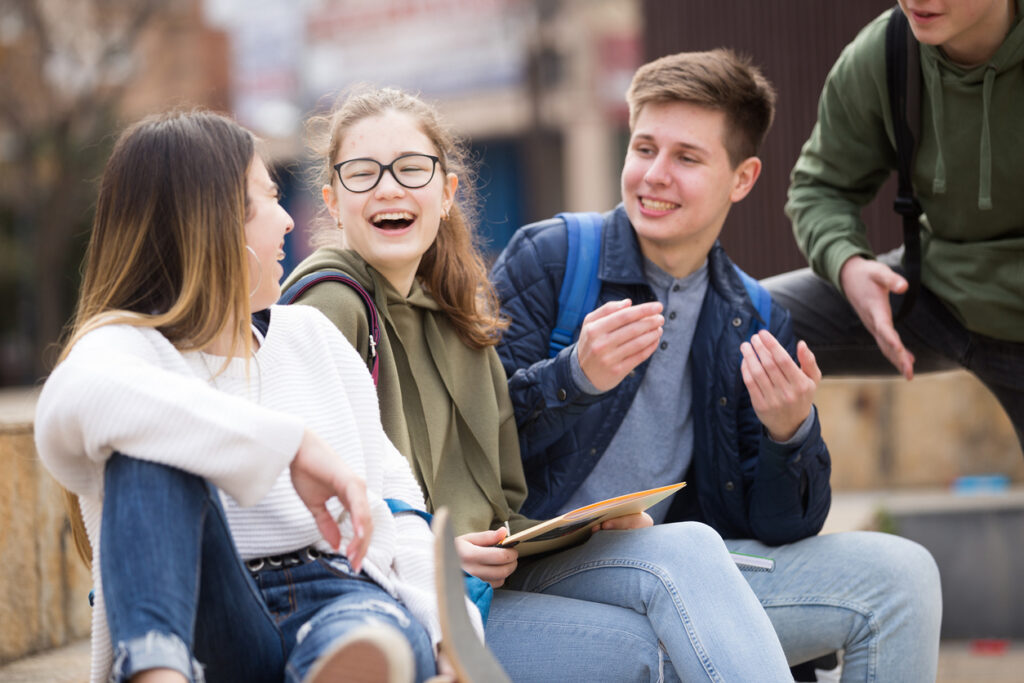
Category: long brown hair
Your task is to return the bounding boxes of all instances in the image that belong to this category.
[308,87,506,348]
[59,110,256,565]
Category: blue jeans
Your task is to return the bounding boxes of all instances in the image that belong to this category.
[100,454,435,682]
[763,251,1024,452]
[725,531,942,682]
[490,522,792,682]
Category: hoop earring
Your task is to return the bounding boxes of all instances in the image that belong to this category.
[245,245,262,298]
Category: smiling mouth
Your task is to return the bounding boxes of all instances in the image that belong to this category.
[640,197,679,211]
[371,211,415,230]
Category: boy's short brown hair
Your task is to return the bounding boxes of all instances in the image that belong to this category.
[627,48,776,167]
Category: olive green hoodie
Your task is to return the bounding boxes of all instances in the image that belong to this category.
[283,248,535,537]
[787,2,1024,341]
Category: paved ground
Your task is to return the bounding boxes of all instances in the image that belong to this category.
[936,640,1024,683]
[0,639,88,683]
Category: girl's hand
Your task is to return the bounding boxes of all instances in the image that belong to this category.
[435,649,457,681]
[290,429,373,571]
[454,528,518,588]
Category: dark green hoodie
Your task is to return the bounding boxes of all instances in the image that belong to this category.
[787,2,1024,341]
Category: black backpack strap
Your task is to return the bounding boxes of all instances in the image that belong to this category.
[885,5,923,321]
[278,271,381,385]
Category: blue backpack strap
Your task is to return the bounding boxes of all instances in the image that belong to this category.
[732,264,772,337]
[384,496,433,524]
[549,212,604,358]
[279,271,380,385]
[384,498,494,623]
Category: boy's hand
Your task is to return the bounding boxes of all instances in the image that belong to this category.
[740,331,821,442]
[593,511,653,532]
[290,429,373,571]
[577,299,664,392]
[454,528,518,588]
[839,256,915,380]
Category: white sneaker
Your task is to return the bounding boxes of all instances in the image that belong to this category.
[303,623,415,683]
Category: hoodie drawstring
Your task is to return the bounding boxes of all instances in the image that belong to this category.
[922,57,996,211]
[978,66,996,210]
[922,58,948,196]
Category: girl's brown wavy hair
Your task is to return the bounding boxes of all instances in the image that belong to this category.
[308,87,506,348]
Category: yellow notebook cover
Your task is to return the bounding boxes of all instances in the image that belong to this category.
[500,482,686,557]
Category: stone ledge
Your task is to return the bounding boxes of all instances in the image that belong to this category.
[816,371,1023,490]
[0,388,39,435]
[824,487,1024,639]
[823,487,1024,534]
[0,387,90,665]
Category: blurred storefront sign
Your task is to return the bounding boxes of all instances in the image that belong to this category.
[303,0,532,102]
[204,0,532,137]
[204,0,304,136]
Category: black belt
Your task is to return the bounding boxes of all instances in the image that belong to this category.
[245,546,323,574]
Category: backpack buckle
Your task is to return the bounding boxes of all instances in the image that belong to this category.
[893,195,922,217]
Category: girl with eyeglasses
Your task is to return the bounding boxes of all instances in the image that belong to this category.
[285,87,793,682]
[34,110,460,683]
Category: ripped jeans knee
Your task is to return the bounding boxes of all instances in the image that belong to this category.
[295,597,413,645]
[285,591,434,683]
[110,631,205,683]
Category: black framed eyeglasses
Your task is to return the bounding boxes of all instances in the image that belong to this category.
[333,153,441,193]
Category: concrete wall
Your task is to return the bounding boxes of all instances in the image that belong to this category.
[0,389,91,665]
[817,371,1023,490]
[892,501,1024,638]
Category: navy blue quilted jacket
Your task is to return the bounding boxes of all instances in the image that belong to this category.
[491,205,831,546]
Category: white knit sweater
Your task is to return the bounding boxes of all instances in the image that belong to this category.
[35,304,447,683]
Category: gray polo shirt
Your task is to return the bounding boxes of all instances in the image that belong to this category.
[560,257,816,523]
[561,258,708,522]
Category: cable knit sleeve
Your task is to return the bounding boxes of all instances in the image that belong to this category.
[35,324,303,506]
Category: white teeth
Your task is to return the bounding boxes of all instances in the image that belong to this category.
[372,211,414,224]
[641,198,678,211]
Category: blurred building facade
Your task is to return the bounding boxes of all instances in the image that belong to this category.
[203,0,641,265]
[643,0,902,278]
[0,0,231,385]
[1,0,1019,479]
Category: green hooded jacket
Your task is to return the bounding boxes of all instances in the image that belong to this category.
[283,248,535,537]
[787,3,1024,341]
